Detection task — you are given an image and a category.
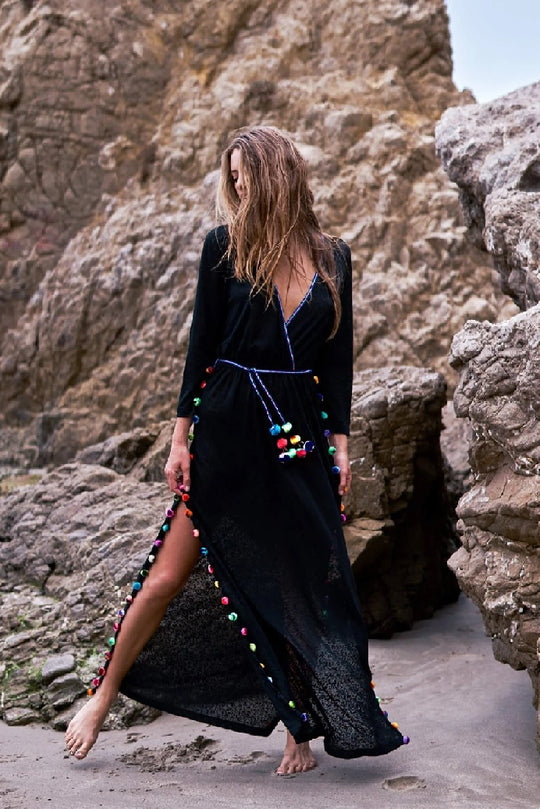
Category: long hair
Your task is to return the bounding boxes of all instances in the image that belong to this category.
[216,126,342,336]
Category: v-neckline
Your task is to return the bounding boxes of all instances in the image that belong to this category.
[274,273,318,325]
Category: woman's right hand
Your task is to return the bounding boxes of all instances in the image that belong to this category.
[164,442,191,493]
[165,417,194,493]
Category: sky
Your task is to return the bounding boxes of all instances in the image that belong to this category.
[445,0,540,102]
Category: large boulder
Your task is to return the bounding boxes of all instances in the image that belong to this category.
[436,83,540,310]
[346,367,459,636]
[448,311,540,747]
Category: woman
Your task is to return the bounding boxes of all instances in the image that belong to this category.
[65,127,407,774]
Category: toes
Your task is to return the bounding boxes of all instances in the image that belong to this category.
[275,749,316,776]
[74,743,91,760]
[275,762,301,775]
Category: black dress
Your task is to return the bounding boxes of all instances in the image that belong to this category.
[94,226,406,758]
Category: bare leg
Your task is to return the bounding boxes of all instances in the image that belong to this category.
[66,508,317,771]
[275,731,317,775]
[65,506,200,759]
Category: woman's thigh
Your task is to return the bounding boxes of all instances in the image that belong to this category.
[141,503,201,601]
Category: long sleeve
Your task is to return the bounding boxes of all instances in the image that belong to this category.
[316,242,353,435]
[176,228,229,418]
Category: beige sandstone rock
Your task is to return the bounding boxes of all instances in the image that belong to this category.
[0,0,516,465]
[345,367,459,636]
[0,0,500,733]
[438,85,540,750]
[437,83,540,310]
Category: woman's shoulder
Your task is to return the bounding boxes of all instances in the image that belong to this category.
[203,224,230,253]
[199,225,231,277]
[333,236,351,263]
[321,234,351,276]
[320,232,350,258]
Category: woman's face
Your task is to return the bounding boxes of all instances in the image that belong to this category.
[230,148,247,200]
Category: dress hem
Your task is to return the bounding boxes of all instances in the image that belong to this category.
[119,685,404,758]
[119,685,279,739]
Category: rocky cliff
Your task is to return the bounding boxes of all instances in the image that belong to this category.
[1,0,515,466]
[436,84,540,750]
[0,0,510,730]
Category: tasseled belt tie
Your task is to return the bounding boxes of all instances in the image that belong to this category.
[214,358,322,463]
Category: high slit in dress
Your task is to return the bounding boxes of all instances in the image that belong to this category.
[90,226,407,758]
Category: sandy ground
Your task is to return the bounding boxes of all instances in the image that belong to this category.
[1,596,539,809]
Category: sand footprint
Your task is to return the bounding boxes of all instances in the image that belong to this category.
[382,775,427,791]
[226,750,271,765]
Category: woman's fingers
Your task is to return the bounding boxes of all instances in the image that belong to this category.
[338,466,350,496]
[334,451,351,496]
[181,460,191,492]
[164,445,192,494]
[164,464,180,493]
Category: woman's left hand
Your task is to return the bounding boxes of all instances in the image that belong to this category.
[330,434,351,496]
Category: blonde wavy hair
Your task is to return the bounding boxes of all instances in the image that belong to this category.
[216,126,342,335]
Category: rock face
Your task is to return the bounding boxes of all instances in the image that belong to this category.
[436,83,540,310]
[437,85,540,749]
[346,367,459,636]
[0,0,516,466]
[0,367,458,726]
[0,462,168,727]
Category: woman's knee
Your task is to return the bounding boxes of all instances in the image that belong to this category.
[143,569,184,603]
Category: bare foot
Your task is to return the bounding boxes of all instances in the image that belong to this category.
[275,731,317,775]
[64,695,111,760]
